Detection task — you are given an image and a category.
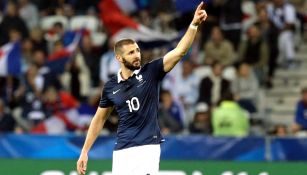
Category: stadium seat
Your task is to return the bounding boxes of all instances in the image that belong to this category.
[70,16,101,32]
[40,15,69,30]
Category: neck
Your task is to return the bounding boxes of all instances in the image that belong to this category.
[120,66,134,80]
[250,37,259,43]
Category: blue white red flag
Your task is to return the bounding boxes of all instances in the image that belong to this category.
[0,42,21,77]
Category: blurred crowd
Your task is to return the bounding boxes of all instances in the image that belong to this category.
[0,0,307,137]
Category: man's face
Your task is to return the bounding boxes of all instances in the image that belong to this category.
[212,64,223,76]
[211,27,223,44]
[118,43,141,70]
[248,26,260,39]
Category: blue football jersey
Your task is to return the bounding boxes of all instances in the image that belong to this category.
[99,58,167,150]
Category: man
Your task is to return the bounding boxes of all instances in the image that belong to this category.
[76,2,207,175]
[212,92,249,137]
[0,99,16,132]
[292,87,307,134]
[267,0,296,68]
[198,61,231,106]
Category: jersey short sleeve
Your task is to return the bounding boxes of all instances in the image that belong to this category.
[99,86,113,108]
[149,58,167,81]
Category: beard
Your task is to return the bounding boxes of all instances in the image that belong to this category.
[122,57,141,71]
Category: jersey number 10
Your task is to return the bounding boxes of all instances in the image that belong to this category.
[126,97,140,112]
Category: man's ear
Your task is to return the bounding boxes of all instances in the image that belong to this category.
[115,54,122,62]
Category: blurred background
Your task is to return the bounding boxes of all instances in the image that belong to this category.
[0,0,307,174]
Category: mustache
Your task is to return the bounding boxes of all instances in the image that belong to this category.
[133,57,141,62]
[133,59,140,64]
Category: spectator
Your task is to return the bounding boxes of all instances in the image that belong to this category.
[99,40,120,86]
[32,49,61,91]
[0,99,16,132]
[42,86,79,115]
[189,102,212,134]
[160,90,184,132]
[9,28,22,43]
[204,26,236,67]
[0,58,24,109]
[44,22,68,52]
[238,24,269,85]
[220,0,243,50]
[21,64,49,125]
[269,124,288,137]
[67,57,82,100]
[21,38,33,73]
[198,61,231,107]
[199,0,222,43]
[292,87,307,134]
[242,0,258,32]
[18,0,39,30]
[30,27,48,54]
[232,62,259,113]
[63,4,75,19]
[212,92,249,137]
[153,11,177,35]
[267,0,296,68]
[158,105,182,135]
[0,1,29,45]
[255,8,279,88]
[162,60,200,122]
[177,60,200,109]
[79,34,101,87]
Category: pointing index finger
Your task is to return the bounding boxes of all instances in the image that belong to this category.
[196,1,204,12]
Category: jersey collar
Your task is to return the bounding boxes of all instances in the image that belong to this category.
[117,68,141,83]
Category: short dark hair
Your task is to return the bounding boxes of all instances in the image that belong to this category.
[161,89,171,96]
[302,87,307,94]
[211,60,222,68]
[53,22,63,28]
[114,38,136,54]
[221,91,234,101]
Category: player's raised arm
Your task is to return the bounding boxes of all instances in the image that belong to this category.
[77,106,113,175]
[163,1,207,72]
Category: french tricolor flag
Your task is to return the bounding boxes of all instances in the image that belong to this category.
[31,103,95,134]
[0,42,21,77]
[99,0,178,48]
[47,32,82,74]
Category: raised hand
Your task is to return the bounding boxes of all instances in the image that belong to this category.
[192,1,208,26]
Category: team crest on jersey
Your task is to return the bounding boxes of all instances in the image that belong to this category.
[136,74,143,82]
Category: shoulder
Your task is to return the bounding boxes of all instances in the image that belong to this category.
[147,57,163,65]
[201,76,211,82]
[284,3,295,10]
[297,100,304,107]
[223,79,231,86]
[205,41,214,48]
[142,58,163,70]
[103,76,118,90]
[224,40,234,47]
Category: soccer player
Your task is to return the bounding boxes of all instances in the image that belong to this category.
[76,2,207,175]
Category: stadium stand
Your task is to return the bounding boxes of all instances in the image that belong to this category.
[0,0,307,174]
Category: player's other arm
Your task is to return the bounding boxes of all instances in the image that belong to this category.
[77,106,113,175]
[163,2,207,72]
